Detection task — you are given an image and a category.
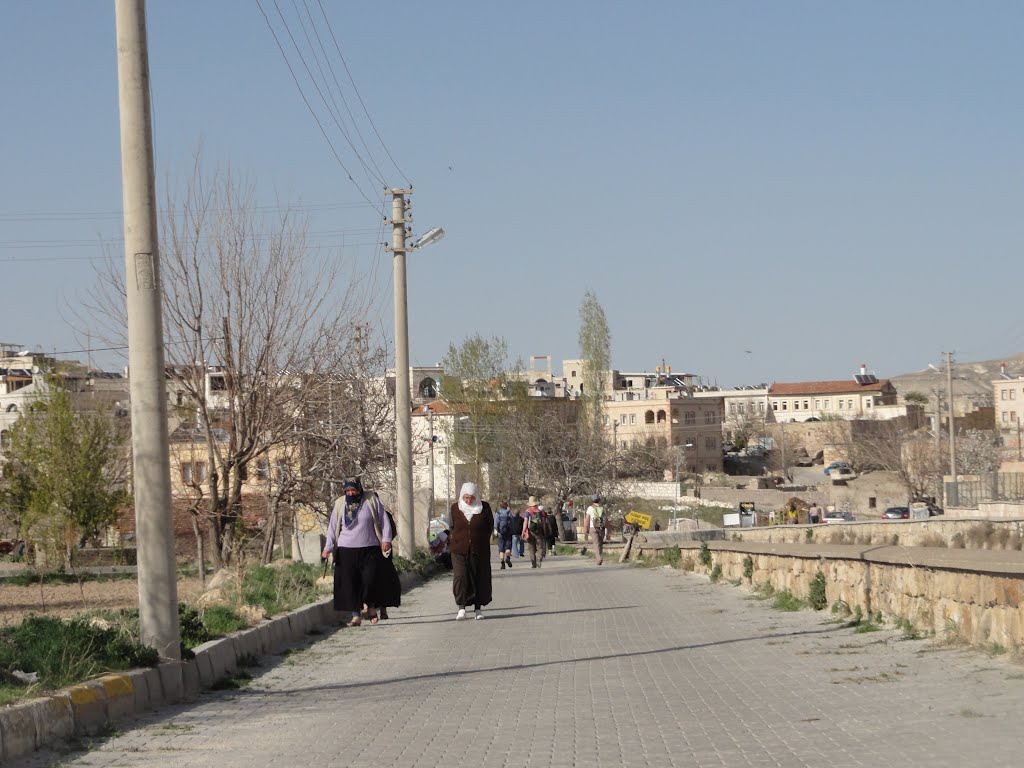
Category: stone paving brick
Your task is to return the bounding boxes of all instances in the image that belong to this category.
[12,553,1024,767]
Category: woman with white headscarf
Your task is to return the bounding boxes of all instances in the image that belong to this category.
[449,482,494,620]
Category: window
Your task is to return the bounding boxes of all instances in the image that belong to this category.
[838,401,844,410]
[729,403,737,414]
[781,401,788,411]
[657,410,667,423]
[866,399,872,409]
[0,430,8,449]
[803,400,809,410]
[603,415,609,426]
[629,414,636,425]
[848,399,854,409]
[815,399,820,410]
[1013,412,1019,423]
[684,411,695,425]
[181,461,207,485]
[738,402,745,414]
[704,411,714,424]
[1003,412,1010,423]
[645,410,655,424]
[824,399,830,409]
[758,402,765,412]
[704,436,715,449]
[1002,390,1008,400]
[5,404,16,413]
[772,401,778,411]
[793,401,799,411]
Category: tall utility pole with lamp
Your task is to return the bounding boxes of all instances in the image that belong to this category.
[386,185,444,556]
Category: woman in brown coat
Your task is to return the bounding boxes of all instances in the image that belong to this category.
[449,482,494,620]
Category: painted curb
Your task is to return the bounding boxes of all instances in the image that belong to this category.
[1,566,439,762]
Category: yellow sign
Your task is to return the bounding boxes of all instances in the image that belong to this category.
[625,511,652,529]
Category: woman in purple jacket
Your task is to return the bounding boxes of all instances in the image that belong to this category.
[321,477,393,627]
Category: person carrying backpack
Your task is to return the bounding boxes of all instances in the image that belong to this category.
[522,496,546,569]
[494,500,514,570]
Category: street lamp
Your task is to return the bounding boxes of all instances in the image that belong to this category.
[390,183,445,558]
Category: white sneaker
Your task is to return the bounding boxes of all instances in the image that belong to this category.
[456,608,466,621]
[474,609,484,620]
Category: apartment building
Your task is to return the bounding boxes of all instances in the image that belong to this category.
[768,366,900,423]
[995,371,1024,448]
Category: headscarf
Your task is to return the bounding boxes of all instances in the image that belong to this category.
[458,481,483,519]
[342,477,365,528]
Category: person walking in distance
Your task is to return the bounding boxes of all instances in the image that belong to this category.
[522,496,546,568]
[511,506,524,559]
[494,500,514,570]
[584,494,606,566]
[449,482,494,620]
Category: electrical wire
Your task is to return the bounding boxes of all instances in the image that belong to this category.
[294,0,387,187]
[255,0,386,217]
[315,0,410,186]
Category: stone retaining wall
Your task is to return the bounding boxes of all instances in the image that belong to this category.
[729,519,1024,550]
[652,541,1024,652]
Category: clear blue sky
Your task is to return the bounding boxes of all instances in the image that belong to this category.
[3,2,1022,387]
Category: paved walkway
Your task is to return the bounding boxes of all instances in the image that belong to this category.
[16,553,1024,767]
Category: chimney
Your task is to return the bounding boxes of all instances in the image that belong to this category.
[1001,362,1006,376]
[860,363,867,377]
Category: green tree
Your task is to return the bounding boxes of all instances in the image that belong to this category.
[1,386,129,569]
[440,334,513,495]
[578,290,611,431]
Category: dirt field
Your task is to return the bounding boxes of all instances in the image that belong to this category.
[0,576,205,628]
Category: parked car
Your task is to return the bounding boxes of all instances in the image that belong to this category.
[823,510,854,523]
[824,461,851,476]
[882,506,910,520]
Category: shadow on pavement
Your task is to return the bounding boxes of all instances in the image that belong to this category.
[391,604,638,626]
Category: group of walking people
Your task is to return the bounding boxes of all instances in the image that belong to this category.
[324,478,610,625]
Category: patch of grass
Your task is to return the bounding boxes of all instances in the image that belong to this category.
[771,590,803,612]
[742,555,753,582]
[200,605,247,637]
[808,571,827,611]
[242,563,319,617]
[894,617,921,640]
[709,564,723,583]
[988,642,1008,656]
[1,570,136,588]
[661,546,681,568]
[0,615,158,701]
[752,583,776,600]
[554,544,577,556]
[831,599,852,618]
[209,671,252,691]
[698,542,712,569]
[805,528,814,542]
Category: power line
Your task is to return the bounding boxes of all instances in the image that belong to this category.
[255,0,387,217]
[0,200,377,223]
[314,0,410,186]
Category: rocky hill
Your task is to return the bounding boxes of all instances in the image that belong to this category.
[889,352,1024,409]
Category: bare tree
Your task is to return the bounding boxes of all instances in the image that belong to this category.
[89,161,378,567]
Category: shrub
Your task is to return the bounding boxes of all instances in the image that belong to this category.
[771,590,803,611]
[178,604,214,650]
[804,528,814,542]
[662,546,681,568]
[808,571,827,610]
[698,542,712,569]
[709,564,722,583]
[950,532,965,549]
[742,555,753,581]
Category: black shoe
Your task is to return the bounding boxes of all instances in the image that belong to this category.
[506,557,512,568]
[500,561,506,570]
[532,563,537,568]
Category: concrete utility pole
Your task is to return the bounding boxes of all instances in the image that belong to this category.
[388,187,415,557]
[427,404,435,521]
[946,351,958,505]
[115,0,180,660]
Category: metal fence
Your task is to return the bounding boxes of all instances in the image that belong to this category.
[946,473,1024,508]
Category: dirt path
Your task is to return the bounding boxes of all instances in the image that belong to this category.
[0,577,204,627]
